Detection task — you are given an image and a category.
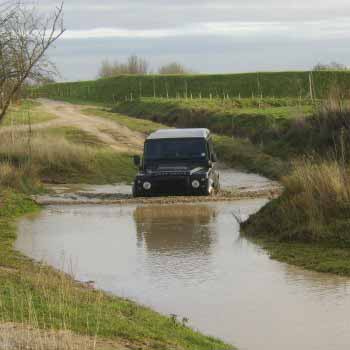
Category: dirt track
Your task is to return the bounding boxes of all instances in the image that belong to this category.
[1,99,145,153]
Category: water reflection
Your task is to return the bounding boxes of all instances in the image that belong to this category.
[134,205,216,254]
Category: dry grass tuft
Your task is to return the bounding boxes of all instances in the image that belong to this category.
[0,162,39,192]
[0,131,97,170]
[281,157,350,239]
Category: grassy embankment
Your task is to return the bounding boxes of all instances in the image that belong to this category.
[0,101,232,349]
[242,100,350,275]
[0,191,231,350]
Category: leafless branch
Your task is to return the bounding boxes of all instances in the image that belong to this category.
[0,1,65,122]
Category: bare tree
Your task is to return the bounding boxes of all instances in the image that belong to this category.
[97,55,149,78]
[98,59,114,78]
[313,62,348,71]
[158,62,193,75]
[0,1,65,122]
[127,55,148,74]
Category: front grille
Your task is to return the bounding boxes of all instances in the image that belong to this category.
[152,177,188,194]
[150,171,189,177]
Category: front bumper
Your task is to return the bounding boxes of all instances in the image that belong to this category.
[134,174,208,196]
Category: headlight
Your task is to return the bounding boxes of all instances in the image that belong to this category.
[143,181,152,190]
[191,180,200,189]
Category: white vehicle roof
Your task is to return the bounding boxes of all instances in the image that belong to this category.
[147,128,210,140]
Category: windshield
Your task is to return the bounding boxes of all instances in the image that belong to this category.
[145,138,207,161]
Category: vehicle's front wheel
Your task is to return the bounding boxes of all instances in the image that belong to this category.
[214,173,221,194]
[132,184,141,198]
[202,181,214,196]
[214,180,221,194]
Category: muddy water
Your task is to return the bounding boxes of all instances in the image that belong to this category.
[16,200,350,350]
[36,168,280,204]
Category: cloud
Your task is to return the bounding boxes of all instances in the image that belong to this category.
[37,0,350,30]
[49,33,350,81]
[35,0,350,80]
[60,22,286,40]
[58,19,350,41]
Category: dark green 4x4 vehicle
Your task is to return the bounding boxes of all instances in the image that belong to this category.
[132,128,220,197]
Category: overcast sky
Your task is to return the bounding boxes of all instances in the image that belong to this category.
[34,0,350,81]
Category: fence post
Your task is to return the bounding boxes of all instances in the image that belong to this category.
[309,72,314,102]
[165,82,169,99]
[139,80,142,98]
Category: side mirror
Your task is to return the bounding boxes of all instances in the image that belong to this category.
[211,153,218,163]
[133,155,141,167]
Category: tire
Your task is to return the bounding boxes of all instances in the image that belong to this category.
[215,180,221,194]
[132,184,140,198]
[216,173,221,193]
[202,180,214,196]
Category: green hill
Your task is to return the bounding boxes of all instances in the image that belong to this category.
[33,71,350,103]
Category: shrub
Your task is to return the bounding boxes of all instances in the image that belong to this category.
[0,162,40,193]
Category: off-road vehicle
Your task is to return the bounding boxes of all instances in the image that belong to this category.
[132,128,220,197]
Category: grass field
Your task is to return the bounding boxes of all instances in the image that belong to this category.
[32,70,350,102]
[0,190,232,350]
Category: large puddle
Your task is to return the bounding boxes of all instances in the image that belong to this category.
[36,168,281,204]
[16,200,350,350]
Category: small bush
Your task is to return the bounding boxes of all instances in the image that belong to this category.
[0,162,40,193]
